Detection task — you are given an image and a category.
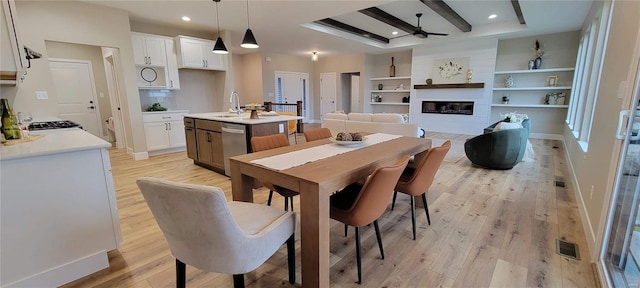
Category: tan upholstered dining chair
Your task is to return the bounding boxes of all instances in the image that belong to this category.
[136,177,296,288]
[392,140,450,240]
[303,127,332,142]
[251,133,300,211]
[330,155,410,284]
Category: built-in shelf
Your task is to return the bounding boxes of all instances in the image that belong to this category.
[491,104,569,108]
[494,68,575,74]
[371,76,411,81]
[373,90,410,93]
[493,86,572,91]
[370,102,410,106]
[414,83,485,89]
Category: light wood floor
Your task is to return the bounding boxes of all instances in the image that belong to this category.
[63,131,598,288]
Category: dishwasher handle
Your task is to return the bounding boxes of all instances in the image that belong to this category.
[221,127,245,134]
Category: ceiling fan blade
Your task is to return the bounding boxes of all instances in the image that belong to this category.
[426,32,449,36]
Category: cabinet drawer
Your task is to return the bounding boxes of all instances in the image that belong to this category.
[195,119,221,132]
[184,117,195,128]
[142,111,188,123]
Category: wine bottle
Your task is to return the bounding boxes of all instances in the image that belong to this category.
[389,57,396,77]
[1,98,21,140]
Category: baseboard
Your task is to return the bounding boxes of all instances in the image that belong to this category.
[2,251,108,288]
[148,146,186,157]
[596,260,610,288]
[127,147,149,160]
[530,133,564,140]
[563,138,598,262]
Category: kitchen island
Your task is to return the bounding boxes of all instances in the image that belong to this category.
[0,129,122,287]
[184,112,302,176]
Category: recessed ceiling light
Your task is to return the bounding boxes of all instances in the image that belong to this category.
[488,14,497,19]
[182,16,191,22]
[392,31,398,35]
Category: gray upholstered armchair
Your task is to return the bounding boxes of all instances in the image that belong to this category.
[464,119,530,169]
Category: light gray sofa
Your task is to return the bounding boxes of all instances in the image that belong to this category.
[322,112,421,137]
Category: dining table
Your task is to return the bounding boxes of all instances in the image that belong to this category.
[229,133,432,287]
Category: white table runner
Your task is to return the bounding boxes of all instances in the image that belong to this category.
[250,133,402,171]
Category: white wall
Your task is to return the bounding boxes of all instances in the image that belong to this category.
[564,0,639,258]
[2,1,144,153]
[410,37,498,135]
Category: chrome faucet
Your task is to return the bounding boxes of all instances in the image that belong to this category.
[230,91,241,115]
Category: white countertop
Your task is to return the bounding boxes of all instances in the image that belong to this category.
[142,110,190,114]
[1,129,111,161]
[185,112,302,124]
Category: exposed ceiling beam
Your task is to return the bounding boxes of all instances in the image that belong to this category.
[314,18,390,44]
[511,0,526,24]
[418,0,472,32]
[358,7,425,37]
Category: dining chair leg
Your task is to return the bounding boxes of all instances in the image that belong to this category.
[410,196,416,240]
[373,220,384,260]
[267,191,273,206]
[286,234,296,284]
[391,191,398,210]
[289,197,294,211]
[233,274,244,288]
[421,194,431,225]
[344,224,348,237]
[355,226,362,284]
[176,259,186,288]
[284,197,289,211]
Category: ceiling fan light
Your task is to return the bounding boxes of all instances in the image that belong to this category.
[213,37,229,54]
[241,28,259,48]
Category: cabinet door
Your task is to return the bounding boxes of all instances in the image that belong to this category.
[144,37,166,67]
[164,39,180,90]
[185,127,197,160]
[168,120,186,147]
[210,131,224,168]
[180,38,205,68]
[144,122,170,151]
[131,34,147,66]
[196,129,214,166]
[202,42,225,70]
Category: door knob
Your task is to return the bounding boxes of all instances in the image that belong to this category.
[88,106,95,109]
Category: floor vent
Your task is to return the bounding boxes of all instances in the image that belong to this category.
[556,239,580,260]
[555,181,566,188]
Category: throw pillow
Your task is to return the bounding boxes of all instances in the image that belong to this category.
[494,121,523,131]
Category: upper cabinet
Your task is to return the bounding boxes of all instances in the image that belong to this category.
[131,32,180,90]
[175,35,226,71]
[132,33,167,67]
[1,0,26,86]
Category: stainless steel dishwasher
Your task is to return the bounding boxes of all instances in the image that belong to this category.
[221,122,247,176]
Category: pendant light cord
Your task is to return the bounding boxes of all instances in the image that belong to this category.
[246,0,250,28]
[215,0,221,36]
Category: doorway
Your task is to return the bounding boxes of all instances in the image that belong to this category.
[339,72,360,114]
[103,49,127,148]
[275,71,309,122]
[48,59,103,138]
[320,72,336,120]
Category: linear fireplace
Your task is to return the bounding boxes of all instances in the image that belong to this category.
[422,101,474,115]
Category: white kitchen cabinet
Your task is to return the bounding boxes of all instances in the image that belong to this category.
[164,39,180,89]
[1,0,26,86]
[132,33,167,67]
[143,111,188,153]
[175,35,225,71]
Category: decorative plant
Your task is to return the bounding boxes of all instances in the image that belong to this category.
[533,40,544,58]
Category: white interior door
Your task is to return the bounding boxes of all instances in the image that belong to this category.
[104,49,126,148]
[320,72,337,120]
[350,74,360,113]
[49,59,102,138]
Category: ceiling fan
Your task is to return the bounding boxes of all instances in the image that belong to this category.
[411,13,448,38]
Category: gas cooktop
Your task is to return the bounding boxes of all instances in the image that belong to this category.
[29,120,81,131]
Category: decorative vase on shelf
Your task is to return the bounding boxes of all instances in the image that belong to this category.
[534,57,542,69]
[502,96,510,104]
[389,57,396,77]
[528,60,535,70]
[505,75,514,88]
[426,78,433,85]
[377,83,383,90]
[466,69,473,83]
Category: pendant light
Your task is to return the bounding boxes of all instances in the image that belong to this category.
[240,0,258,48]
[212,0,228,54]
[311,51,318,62]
